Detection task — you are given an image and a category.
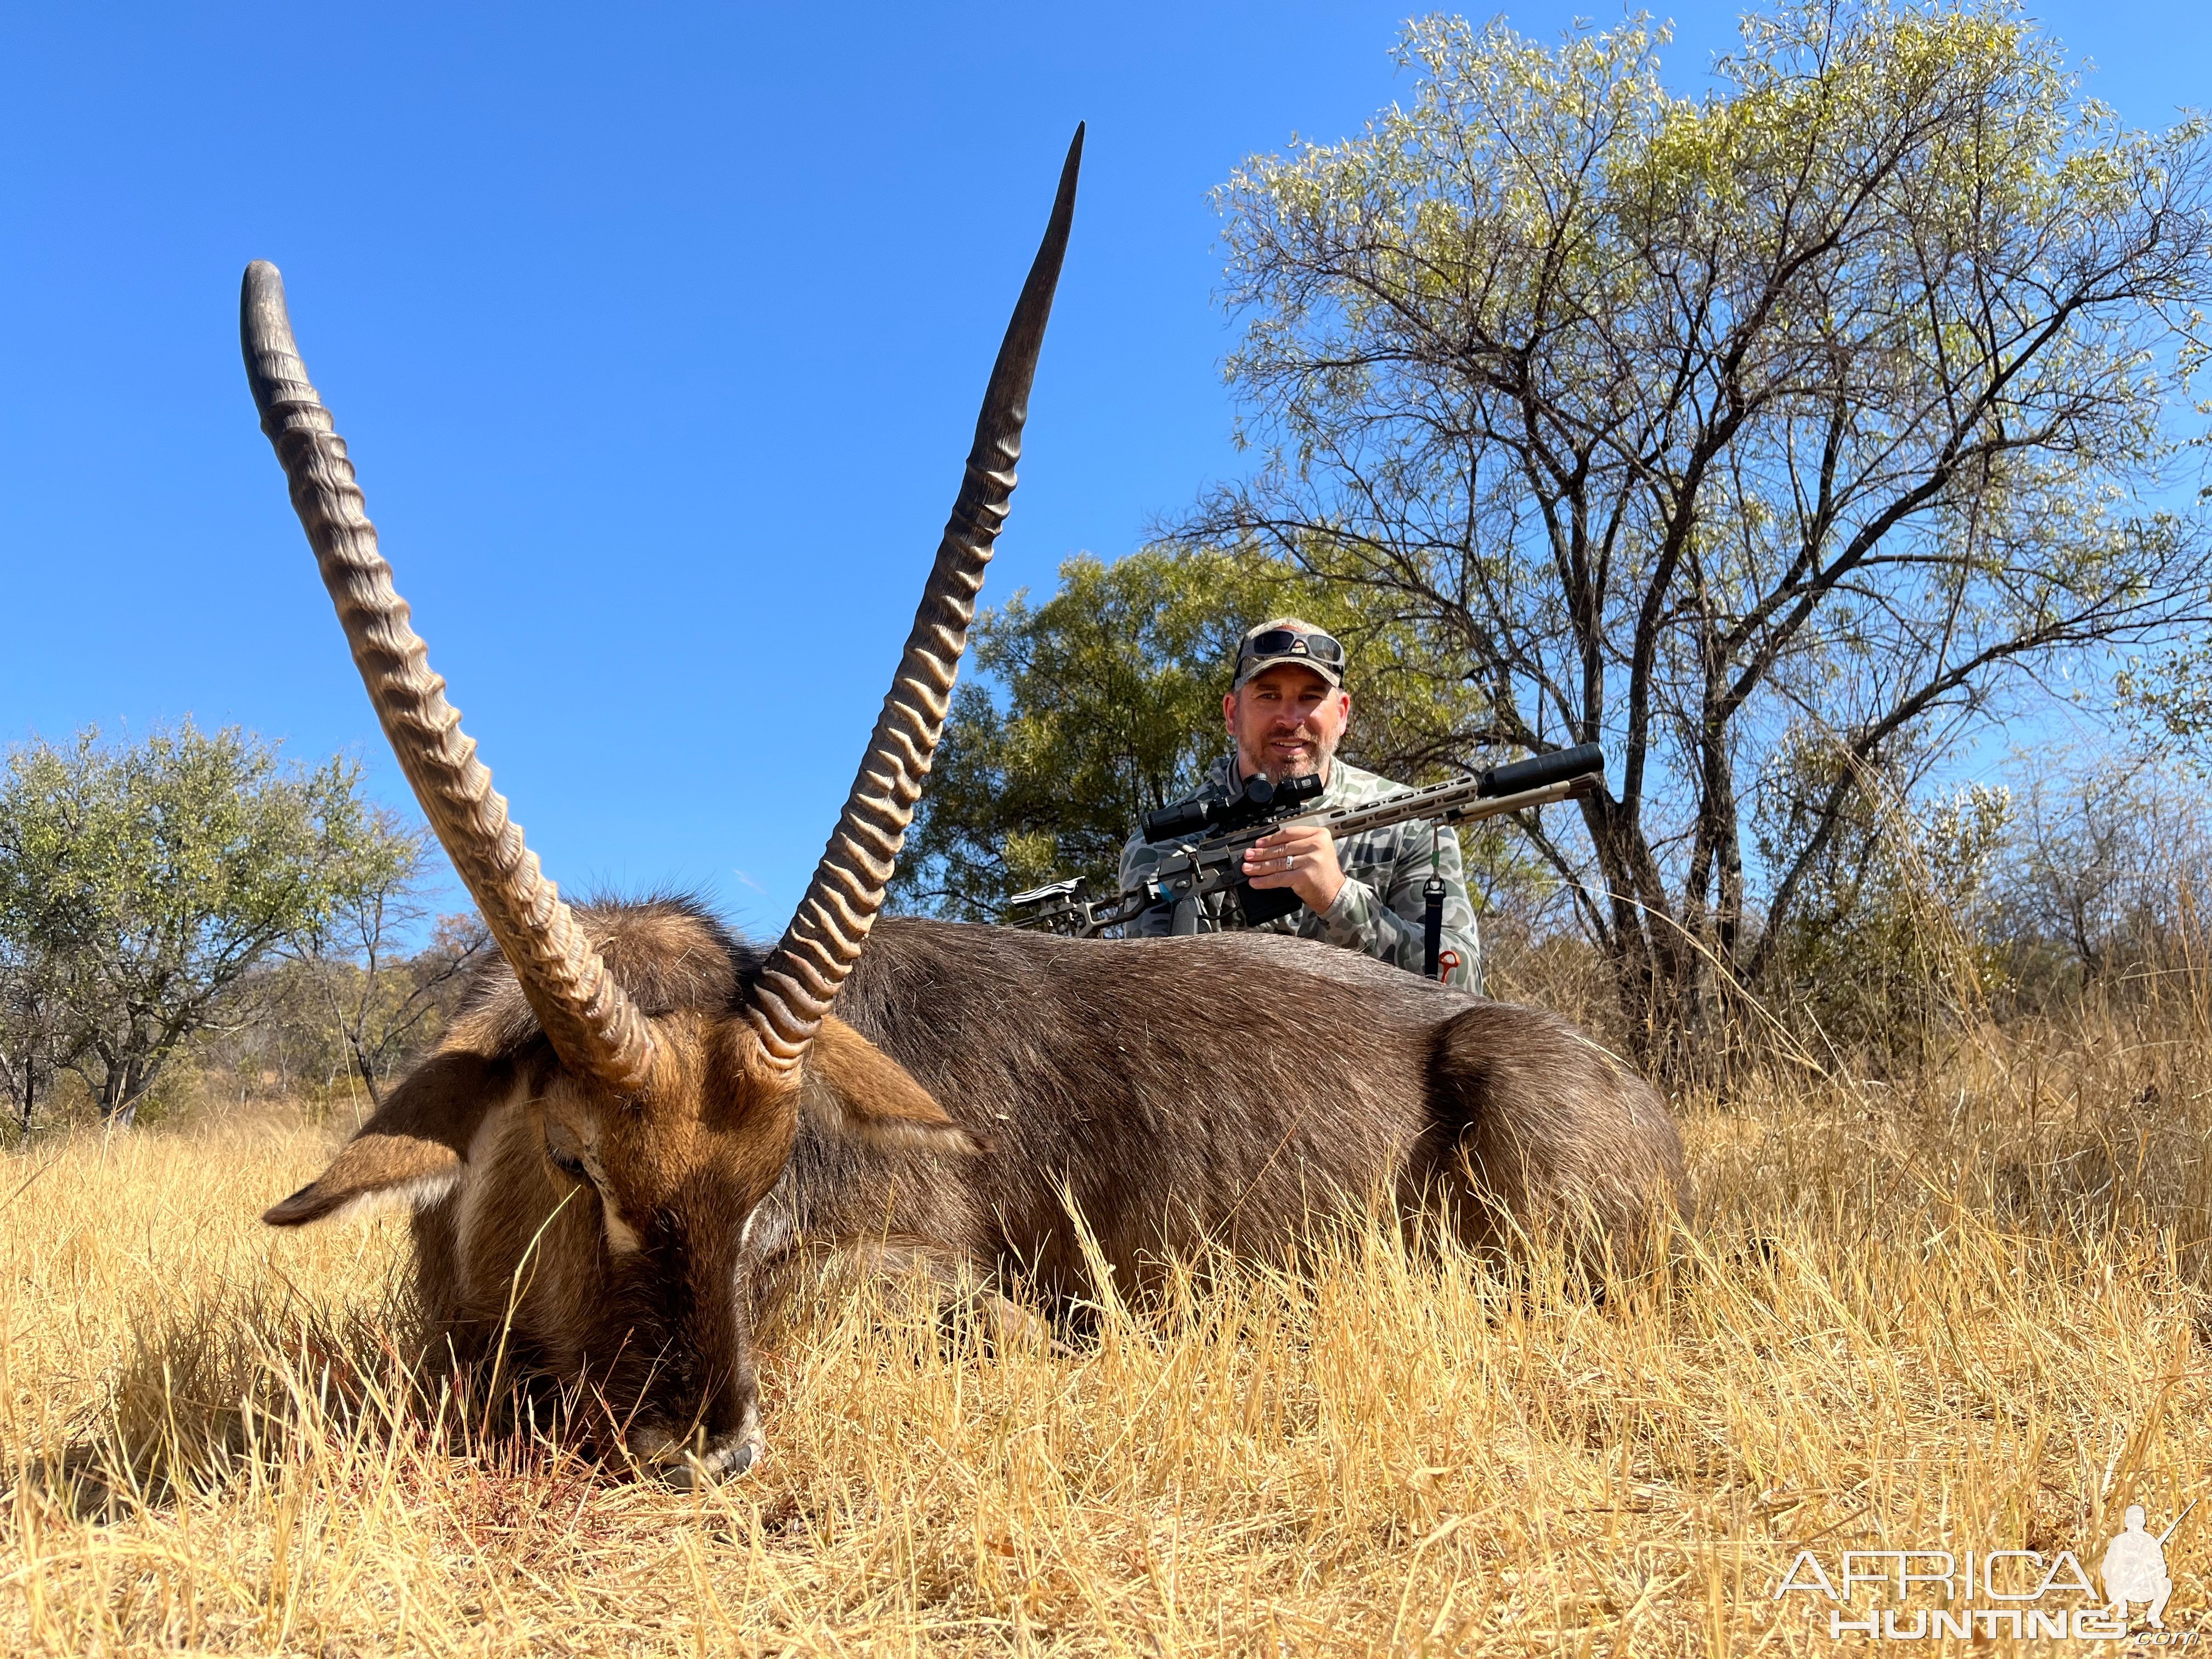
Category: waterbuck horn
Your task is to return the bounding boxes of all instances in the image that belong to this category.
[748,125,1083,1072]
[240,263,656,1097]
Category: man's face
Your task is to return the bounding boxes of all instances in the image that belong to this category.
[1225,663,1351,783]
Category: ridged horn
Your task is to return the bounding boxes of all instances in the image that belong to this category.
[748,125,1084,1071]
[240,263,656,1097]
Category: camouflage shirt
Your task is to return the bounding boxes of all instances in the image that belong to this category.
[1118,755,1482,992]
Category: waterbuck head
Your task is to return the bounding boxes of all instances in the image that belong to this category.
[246,129,1081,1482]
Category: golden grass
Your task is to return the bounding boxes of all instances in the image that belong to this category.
[4,1005,2211,1655]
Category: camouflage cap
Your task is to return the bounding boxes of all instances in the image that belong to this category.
[1231,617,1347,692]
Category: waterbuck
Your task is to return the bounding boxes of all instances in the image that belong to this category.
[246,129,1684,1484]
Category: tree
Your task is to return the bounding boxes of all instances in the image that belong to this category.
[0,723,382,1126]
[0,953,77,1138]
[290,812,488,1110]
[1759,764,2012,1062]
[1991,752,2212,992]
[892,546,1488,920]
[1189,0,2212,1060]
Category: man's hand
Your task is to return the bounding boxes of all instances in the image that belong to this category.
[1244,823,1345,913]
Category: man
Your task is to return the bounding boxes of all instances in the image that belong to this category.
[2101,1505,2174,1629]
[1119,618,1482,990]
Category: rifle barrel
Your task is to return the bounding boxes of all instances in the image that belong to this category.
[2158,1497,2199,1544]
[1295,770,1599,843]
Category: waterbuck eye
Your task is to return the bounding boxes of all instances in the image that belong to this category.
[548,1143,590,1184]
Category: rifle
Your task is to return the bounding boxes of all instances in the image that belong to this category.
[2159,1497,2199,1545]
[1003,743,1605,952]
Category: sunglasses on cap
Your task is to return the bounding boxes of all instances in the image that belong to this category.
[1238,627,1345,667]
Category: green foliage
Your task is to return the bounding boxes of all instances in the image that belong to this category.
[1762,764,2013,1064]
[893,549,1302,919]
[2115,626,2212,761]
[0,722,400,1125]
[1194,0,2212,1056]
[892,545,1495,921]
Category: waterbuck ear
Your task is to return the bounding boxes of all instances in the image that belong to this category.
[263,1051,510,1227]
[802,1017,981,1156]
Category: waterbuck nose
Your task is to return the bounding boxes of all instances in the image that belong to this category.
[659,1425,763,1489]
[653,1399,765,1488]
[627,1394,764,1487]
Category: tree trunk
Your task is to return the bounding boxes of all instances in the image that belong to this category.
[350,1038,385,1112]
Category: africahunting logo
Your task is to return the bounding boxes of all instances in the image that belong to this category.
[1776,1502,2198,1642]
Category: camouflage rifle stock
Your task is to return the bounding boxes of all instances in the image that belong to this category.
[1004,744,1605,940]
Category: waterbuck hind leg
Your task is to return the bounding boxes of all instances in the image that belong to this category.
[1420,1002,1686,1275]
[935,1281,1071,1359]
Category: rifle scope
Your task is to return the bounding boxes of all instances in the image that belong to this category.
[1142,771,1325,844]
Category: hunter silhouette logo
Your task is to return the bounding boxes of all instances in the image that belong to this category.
[2104,1501,2194,1630]
[1776,1500,2199,1641]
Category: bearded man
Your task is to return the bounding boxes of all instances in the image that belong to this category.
[1117,618,1482,990]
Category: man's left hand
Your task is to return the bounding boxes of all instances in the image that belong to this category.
[1244,823,1345,913]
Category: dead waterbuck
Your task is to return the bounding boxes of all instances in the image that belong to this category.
[245,128,1684,1484]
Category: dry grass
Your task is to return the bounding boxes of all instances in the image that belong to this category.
[4,1001,2212,1655]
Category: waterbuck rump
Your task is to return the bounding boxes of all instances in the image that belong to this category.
[241,127,1684,1484]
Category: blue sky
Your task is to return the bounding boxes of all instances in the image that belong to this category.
[1,3,2202,939]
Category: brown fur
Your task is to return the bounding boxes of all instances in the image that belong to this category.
[268,898,1685,1473]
